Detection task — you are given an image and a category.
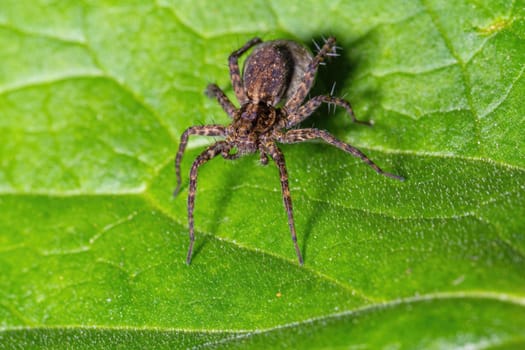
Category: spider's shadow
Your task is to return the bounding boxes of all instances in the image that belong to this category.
[190,157,245,262]
[298,34,376,262]
[304,35,372,134]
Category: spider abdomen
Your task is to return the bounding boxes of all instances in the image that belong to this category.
[243,44,293,105]
[243,40,313,107]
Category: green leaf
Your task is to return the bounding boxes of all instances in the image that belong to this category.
[1,0,524,348]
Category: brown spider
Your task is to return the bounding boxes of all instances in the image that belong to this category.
[174,36,403,265]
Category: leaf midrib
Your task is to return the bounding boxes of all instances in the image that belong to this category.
[2,291,524,334]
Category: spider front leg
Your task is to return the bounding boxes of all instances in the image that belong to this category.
[206,83,236,118]
[265,142,304,265]
[278,129,404,181]
[174,125,227,196]
[284,36,337,111]
[186,141,228,264]
[282,95,370,129]
[229,37,263,104]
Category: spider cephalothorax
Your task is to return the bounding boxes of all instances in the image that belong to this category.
[228,102,282,155]
[174,37,403,265]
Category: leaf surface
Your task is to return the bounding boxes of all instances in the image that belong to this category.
[1,0,524,348]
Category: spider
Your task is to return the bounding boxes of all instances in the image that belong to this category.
[174,36,403,265]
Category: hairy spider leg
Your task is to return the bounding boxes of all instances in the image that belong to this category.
[221,151,241,160]
[174,125,227,196]
[265,142,304,265]
[205,84,237,118]
[284,36,337,112]
[278,129,405,181]
[228,37,263,104]
[283,95,370,128]
[186,141,229,264]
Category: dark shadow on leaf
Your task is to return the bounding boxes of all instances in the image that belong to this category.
[205,157,250,243]
[302,33,383,137]
[294,33,377,262]
[191,234,210,262]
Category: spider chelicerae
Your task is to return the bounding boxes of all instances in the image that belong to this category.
[174,36,403,265]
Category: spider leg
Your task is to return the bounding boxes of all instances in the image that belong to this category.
[206,83,237,118]
[278,128,404,181]
[282,95,370,128]
[284,36,337,112]
[174,125,227,196]
[264,142,304,265]
[221,149,241,160]
[260,151,269,165]
[229,37,263,104]
[186,141,228,265]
